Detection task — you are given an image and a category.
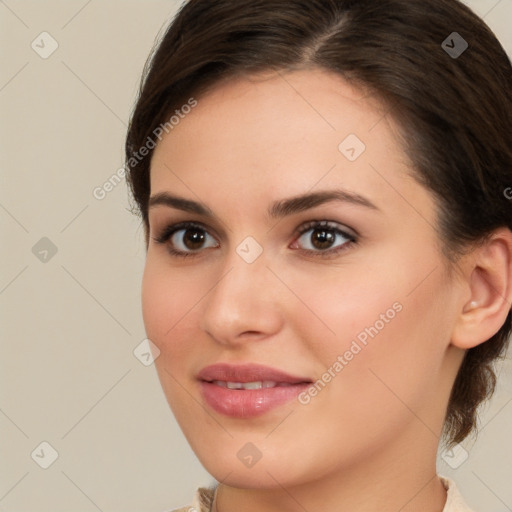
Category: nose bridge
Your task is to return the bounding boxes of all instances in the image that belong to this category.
[199,238,282,343]
[215,233,271,298]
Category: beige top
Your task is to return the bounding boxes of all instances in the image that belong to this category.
[168,476,475,512]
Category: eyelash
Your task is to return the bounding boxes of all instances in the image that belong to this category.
[152,220,357,259]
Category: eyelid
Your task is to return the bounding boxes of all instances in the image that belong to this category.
[293,219,358,240]
[151,220,219,246]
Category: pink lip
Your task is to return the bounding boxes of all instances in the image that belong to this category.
[197,363,311,384]
[197,363,312,419]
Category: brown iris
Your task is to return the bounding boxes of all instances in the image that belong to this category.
[310,228,335,250]
[182,228,206,250]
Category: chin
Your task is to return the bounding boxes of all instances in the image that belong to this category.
[188,434,318,490]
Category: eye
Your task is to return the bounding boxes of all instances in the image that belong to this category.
[291,220,356,256]
[152,219,356,259]
[152,221,219,257]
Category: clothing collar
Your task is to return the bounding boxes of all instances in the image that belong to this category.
[186,475,474,512]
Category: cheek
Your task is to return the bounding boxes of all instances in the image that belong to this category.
[291,254,452,414]
[282,259,404,356]
[141,260,201,361]
[141,261,206,421]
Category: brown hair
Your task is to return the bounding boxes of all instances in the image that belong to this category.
[125,0,512,446]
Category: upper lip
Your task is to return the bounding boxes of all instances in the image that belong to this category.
[197,363,312,384]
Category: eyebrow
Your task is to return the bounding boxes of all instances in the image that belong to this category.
[148,189,379,219]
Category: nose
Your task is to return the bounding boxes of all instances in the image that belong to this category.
[199,245,284,347]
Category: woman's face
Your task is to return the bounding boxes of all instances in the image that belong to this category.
[143,68,464,488]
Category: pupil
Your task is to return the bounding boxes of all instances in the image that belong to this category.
[313,229,334,249]
[184,229,205,249]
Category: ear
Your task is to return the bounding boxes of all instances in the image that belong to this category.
[451,228,512,350]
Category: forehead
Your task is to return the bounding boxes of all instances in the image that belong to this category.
[148,68,432,224]
[152,67,390,160]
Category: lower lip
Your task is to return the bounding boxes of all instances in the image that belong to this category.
[199,381,310,418]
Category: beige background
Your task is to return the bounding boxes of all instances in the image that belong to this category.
[1,1,511,511]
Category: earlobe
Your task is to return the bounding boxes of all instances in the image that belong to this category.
[451,228,512,350]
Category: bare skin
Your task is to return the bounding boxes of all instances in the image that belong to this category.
[142,68,512,512]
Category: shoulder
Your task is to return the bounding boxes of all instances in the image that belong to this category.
[166,486,217,512]
[440,475,476,512]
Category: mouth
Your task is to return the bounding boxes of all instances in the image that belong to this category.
[197,363,313,418]
[197,362,312,385]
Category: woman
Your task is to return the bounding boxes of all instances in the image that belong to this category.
[125,0,512,510]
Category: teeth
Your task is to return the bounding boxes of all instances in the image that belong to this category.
[226,381,244,389]
[242,381,263,390]
[212,380,279,389]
